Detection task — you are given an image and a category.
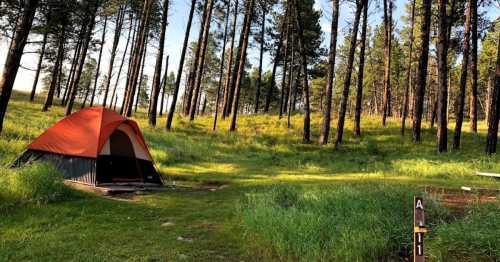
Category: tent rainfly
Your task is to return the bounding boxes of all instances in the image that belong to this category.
[12,107,163,186]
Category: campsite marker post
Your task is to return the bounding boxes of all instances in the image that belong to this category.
[413,197,428,262]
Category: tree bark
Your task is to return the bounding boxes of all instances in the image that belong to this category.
[228,0,256,131]
[121,16,140,114]
[334,0,362,146]
[469,0,478,133]
[279,2,290,119]
[166,0,197,130]
[411,0,432,142]
[43,25,66,111]
[354,0,368,137]
[30,30,48,102]
[135,37,148,112]
[189,0,215,120]
[319,0,339,143]
[292,0,312,143]
[381,0,392,126]
[184,0,210,116]
[452,0,472,150]
[221,0,239,118]
[0,0,38,133]
[436,0,449,153]
[110,14,134,109]
[254,7,266,114]
[65,0,99,116]
[62,38,82,106]
[102,5,124,107]
[485,37,500,155]
[264,4,287,113]
[286,34,295,128]
[159,56,169,116]
[213,2,231,130]
[401,0,416,135]
[123,0,152,117]
[148,0,169,126]
[90,15,107,107]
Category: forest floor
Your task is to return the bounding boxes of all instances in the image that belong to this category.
[1,92,500,261]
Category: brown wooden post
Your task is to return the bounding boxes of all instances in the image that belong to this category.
[414,197,428,261]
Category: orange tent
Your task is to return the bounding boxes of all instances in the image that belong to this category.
[13,107,162,186]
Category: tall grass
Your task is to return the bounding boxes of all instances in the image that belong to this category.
[240,184,447,261]
[0,163,71,210]
[428,204,500,260]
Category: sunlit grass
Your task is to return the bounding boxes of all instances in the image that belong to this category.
[1,92,500,261]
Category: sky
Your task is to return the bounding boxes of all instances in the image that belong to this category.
[0,0,498,105]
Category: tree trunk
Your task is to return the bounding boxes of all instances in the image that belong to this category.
[123,0,152,117]
[381,0,392,126]
[436,0,449,152]
[228,0,256,131]
[411,0,432,142]
[221,0,239,119]
[264,4,287,113]
[0,0,38,133]
[189,0,215,120]
[43,25,66,111]
[319,0,339,143]
[135,38,148,112]
[354,0,368,137]
[166,0,197,130]
[213,2,231,130]
[279,3,290,119]
[452,0,472,149]
[184,0,210,116]
[120,16,140,113]
[56,49,64,98]
[81,81,92,108]
[485,38,500,155]
[401,0,415,135]
[469,0,478,133]
[286,35,295,128]
[111,14,134,110]
[159,56,169,116]
[254,7,266,114]
[292,0,312,143]
[148,0,169,126]
[102,5,124,107]
[62,38,82,105]
[65,1,99,116]
[90,15,108,107]
[30,30,48,102]
[334,0,362,146]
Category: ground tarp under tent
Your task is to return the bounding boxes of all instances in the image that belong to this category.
[12,107,163,186]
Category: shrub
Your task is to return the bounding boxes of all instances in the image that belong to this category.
[0,163,71,210]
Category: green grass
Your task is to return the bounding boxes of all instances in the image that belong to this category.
[1,92,499,261]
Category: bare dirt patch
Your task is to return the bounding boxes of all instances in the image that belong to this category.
[425,186,499,215]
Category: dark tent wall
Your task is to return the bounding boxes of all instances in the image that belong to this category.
[12,150,162,186]
[12,150,97,185]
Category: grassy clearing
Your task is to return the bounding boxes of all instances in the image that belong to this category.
[1,92,500,261]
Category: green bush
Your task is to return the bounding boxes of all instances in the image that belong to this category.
[0,163,71,209]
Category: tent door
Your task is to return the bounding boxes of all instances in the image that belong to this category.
[97,130,143,183]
